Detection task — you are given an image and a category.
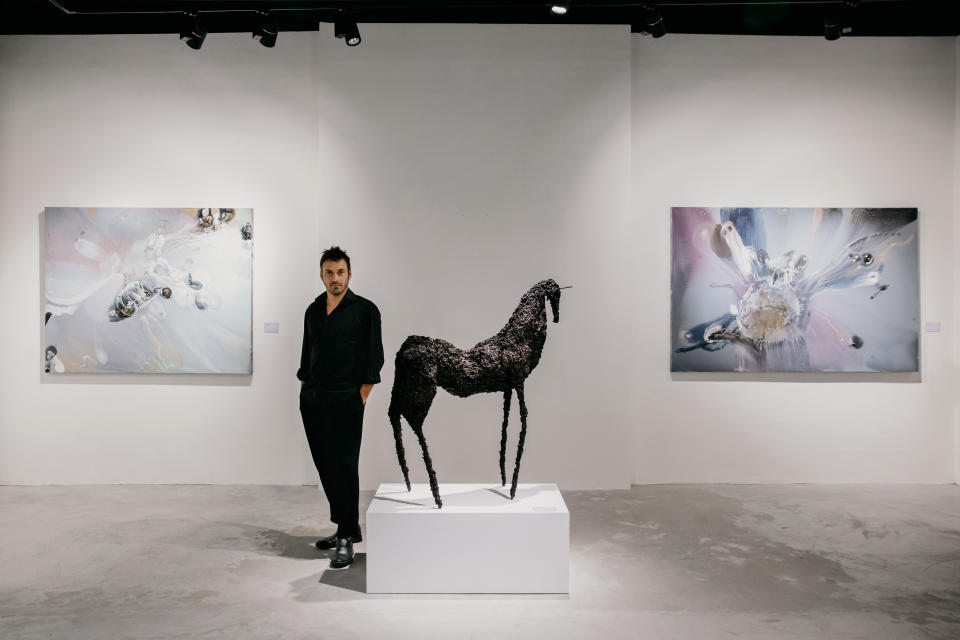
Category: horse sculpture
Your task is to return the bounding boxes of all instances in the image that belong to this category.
[388,279,566,509]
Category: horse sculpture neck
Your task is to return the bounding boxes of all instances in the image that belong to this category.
[499,283,548,337]
[487,280,555,376]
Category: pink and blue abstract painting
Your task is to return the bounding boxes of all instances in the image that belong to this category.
[44,207,253,374]
[671,207,918,372]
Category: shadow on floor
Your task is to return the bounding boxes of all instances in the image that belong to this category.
[319,553,367,593]
[251,527,330,560]
[251,525,369,594]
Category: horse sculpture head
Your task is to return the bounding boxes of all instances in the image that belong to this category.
[537,279,563,324]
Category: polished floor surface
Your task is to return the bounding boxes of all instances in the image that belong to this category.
[1,484,958,639]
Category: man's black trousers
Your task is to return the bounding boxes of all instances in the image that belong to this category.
[299,390,364,538]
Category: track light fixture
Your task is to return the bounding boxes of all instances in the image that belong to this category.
[825,1,858,41]
[638,5,666,38]
[179,12,206,50]
[335,13,361,47]
[253,11,278,48]
[550,3,570,15]
[824,17,851,41]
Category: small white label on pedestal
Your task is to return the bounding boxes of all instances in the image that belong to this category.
[264,322,279,333]
[925,322,941,333]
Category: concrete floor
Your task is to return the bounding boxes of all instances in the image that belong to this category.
[1,484,958,640]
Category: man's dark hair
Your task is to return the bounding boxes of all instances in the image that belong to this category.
[321,246,351,272]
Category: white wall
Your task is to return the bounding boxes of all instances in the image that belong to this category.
[0,26,635,490]
[312,24,634,490]
[632,35,957,483]
[955,38,960,484]
[0,29,956,488]
[0,33,320,483]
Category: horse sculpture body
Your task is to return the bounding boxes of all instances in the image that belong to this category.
[388,279,564,508]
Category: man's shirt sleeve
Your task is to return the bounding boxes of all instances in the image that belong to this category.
[364,303,385,384]
[296,309,311,382]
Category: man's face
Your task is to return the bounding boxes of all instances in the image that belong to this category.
[321,259,351,297]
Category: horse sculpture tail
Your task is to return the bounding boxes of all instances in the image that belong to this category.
[388,338,415,491]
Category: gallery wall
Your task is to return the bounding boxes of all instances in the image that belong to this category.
[632,35,957,483]
[309,24,633,490]
[0,26,635,489]
[0,27,956,487]
[954,38,960,484]
[0,33,320,484]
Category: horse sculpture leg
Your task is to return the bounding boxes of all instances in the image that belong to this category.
[499,388,512,486]
[410,417,443,509]
[509,385,529,499]
[388,407,411,491]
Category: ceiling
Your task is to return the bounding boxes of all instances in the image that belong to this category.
[5,0,959,38]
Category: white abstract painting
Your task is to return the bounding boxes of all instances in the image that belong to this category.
[44,207,253,373]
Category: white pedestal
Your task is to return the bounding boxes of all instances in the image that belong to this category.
[366,483,569,594]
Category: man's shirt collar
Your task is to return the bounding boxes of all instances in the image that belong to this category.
[318,288,357,313]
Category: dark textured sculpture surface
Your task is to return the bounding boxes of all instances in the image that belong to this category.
[388,279,564,508]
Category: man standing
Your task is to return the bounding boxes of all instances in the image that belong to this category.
[298,246,384,569]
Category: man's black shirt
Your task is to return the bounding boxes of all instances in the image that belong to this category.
[297,289,384,397]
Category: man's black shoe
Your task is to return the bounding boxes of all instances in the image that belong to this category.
[315,531,362,550]
[329,538,354,569]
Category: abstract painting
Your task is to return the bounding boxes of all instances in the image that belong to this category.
[44,207,253,373]
[671,207,918,372]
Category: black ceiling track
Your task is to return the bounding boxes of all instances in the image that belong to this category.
[4,0,958,37]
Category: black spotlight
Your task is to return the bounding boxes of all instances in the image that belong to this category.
[334,13,361,46]
[825,1,858,41]
[640,5,666,38]
[180,12,206,50]
[253,11,278,48]
[824,16,853,41]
